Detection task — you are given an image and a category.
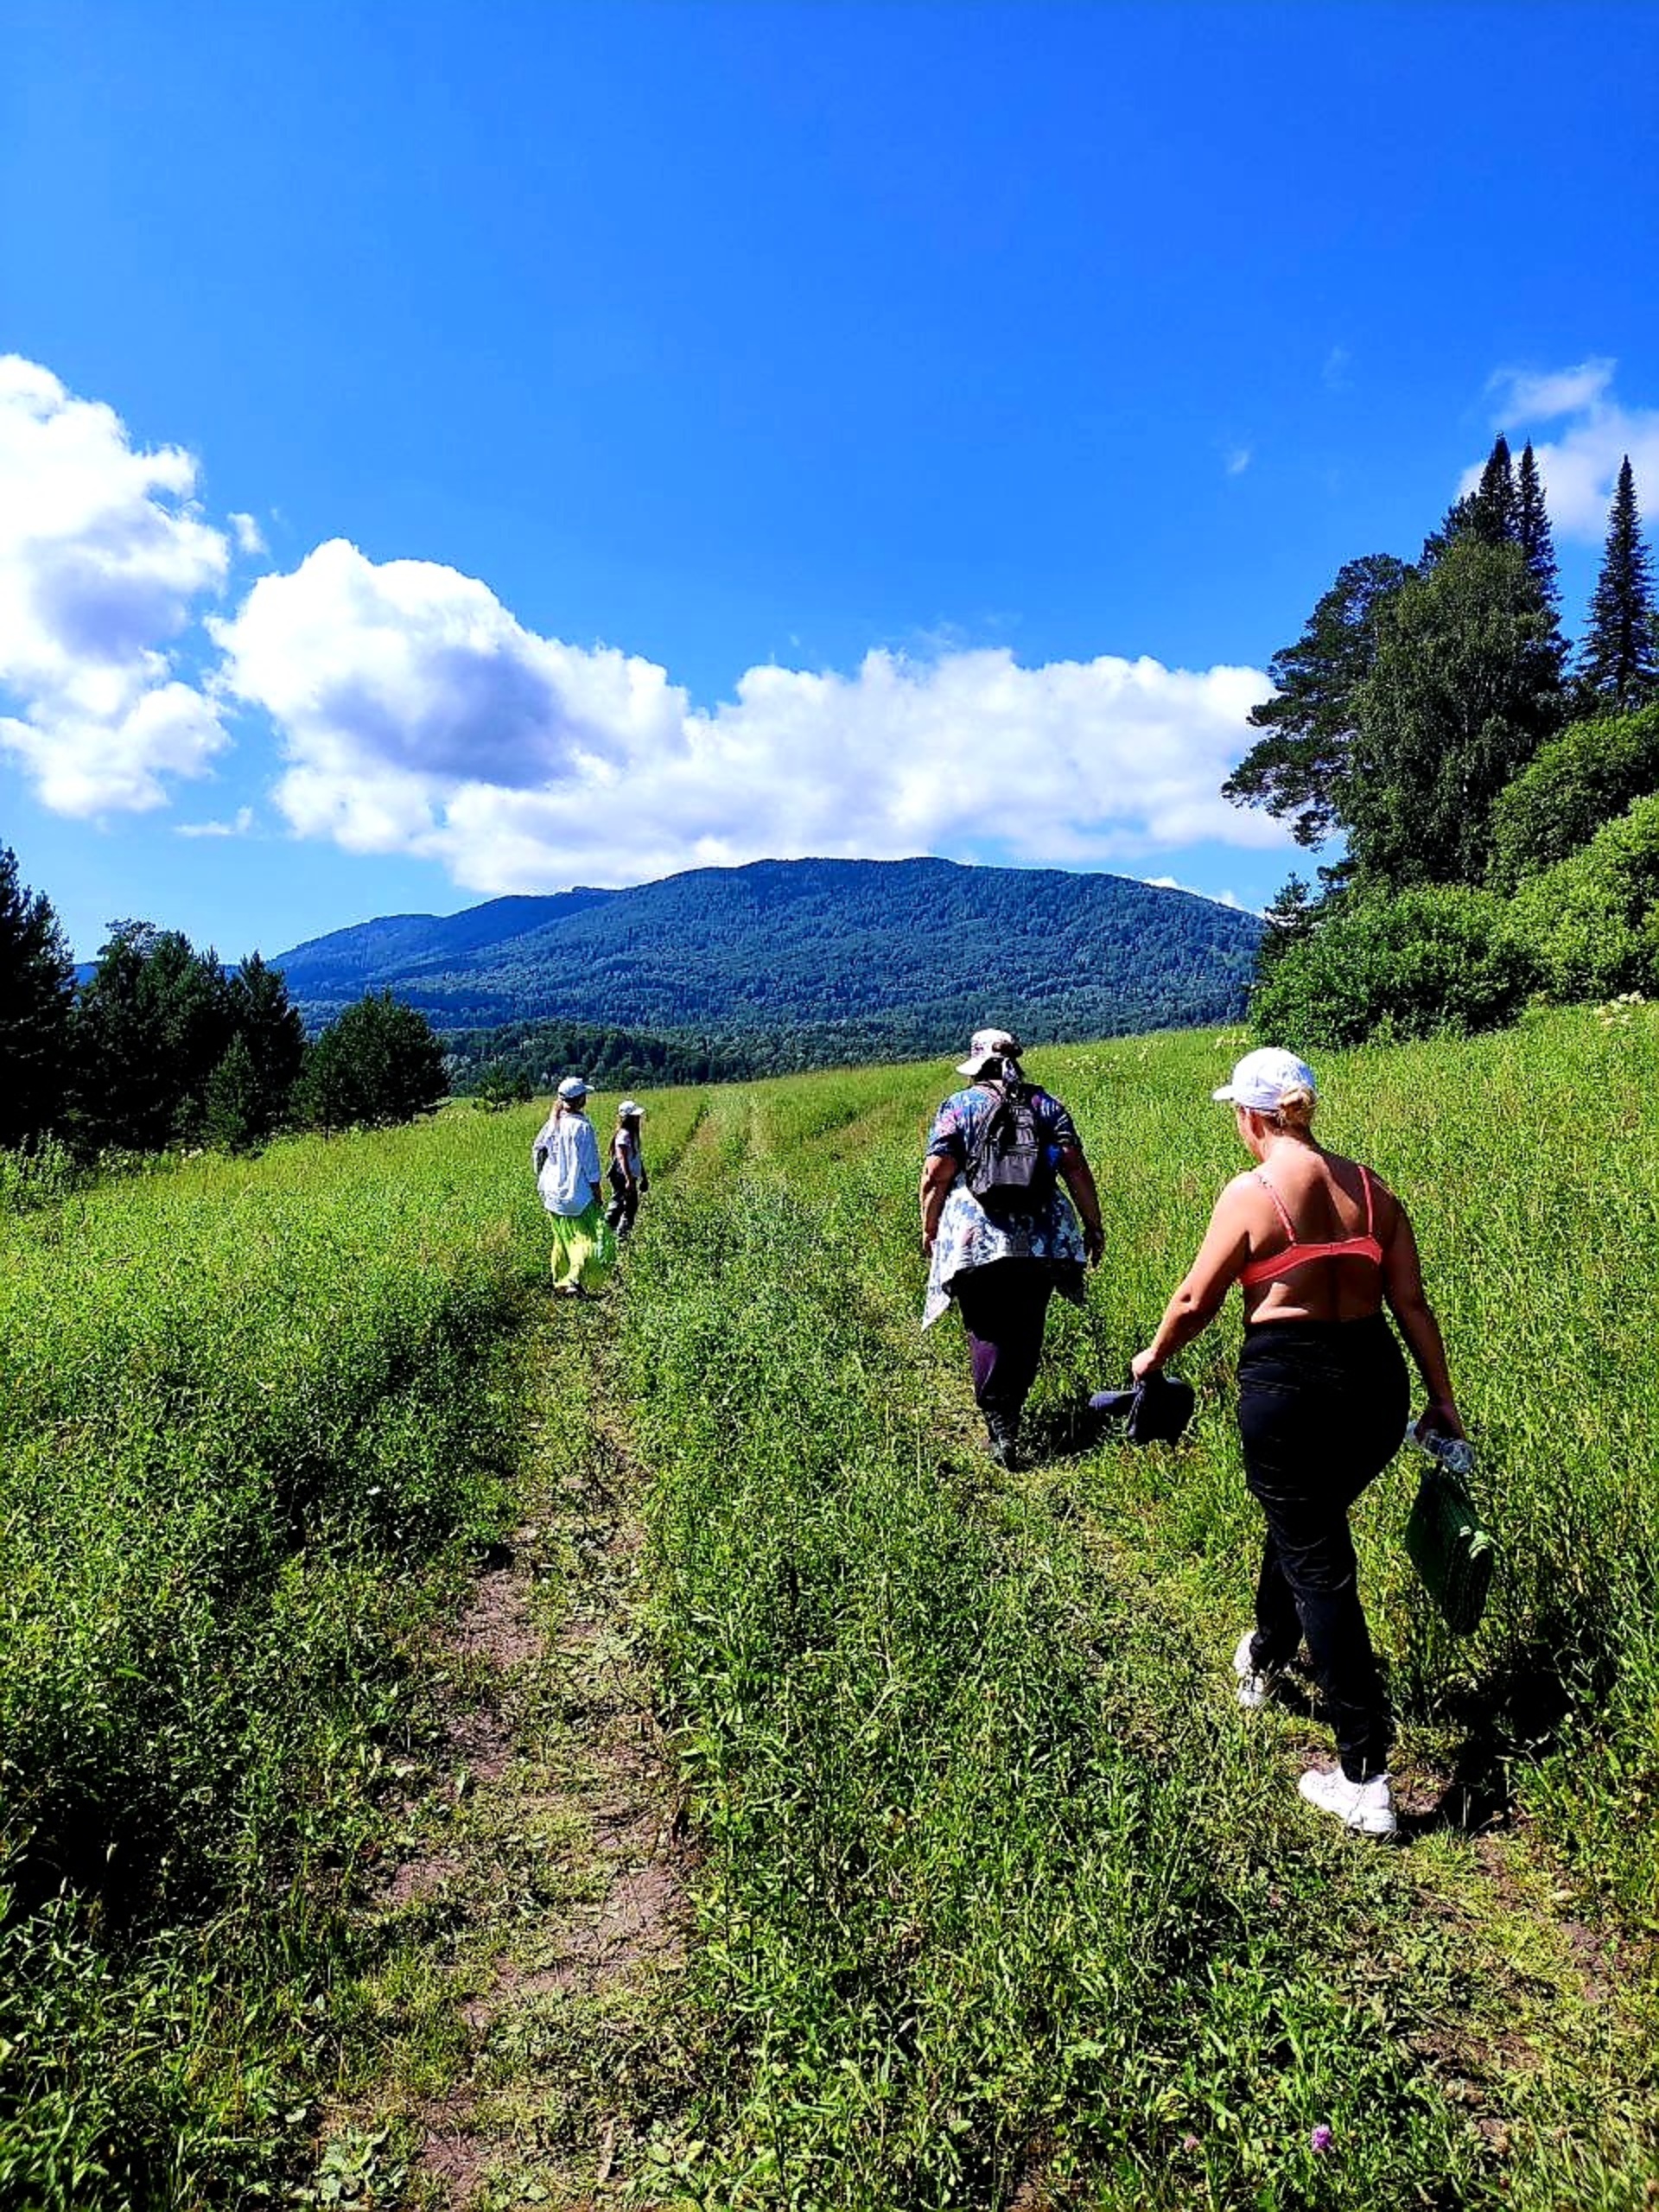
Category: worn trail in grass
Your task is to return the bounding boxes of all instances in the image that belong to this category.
[324,1014,1657,2209]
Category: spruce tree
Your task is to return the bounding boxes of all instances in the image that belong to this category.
[1515,442,1559,607]
[1469,433,1518,546]
[0,846,75,1147]
[1515,440,1567,680]
[1579,456,1659,712]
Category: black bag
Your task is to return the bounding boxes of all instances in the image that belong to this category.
[1404,1440,1495,1636]
[1088,1373,1196,1446]
[963,1082,1053,1216]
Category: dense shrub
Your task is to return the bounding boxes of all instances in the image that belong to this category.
[1249,886,1535,1048]
[1487,701,1659,889]
[1508,792,1659,1002]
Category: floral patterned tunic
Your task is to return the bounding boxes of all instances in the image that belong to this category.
[922,1083,1089,1326]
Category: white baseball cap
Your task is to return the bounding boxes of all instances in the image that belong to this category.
[957,1027,1022,1077]
[1211,1047,1318,1110]
[556,1075,589,1102]
[617,1098,644,1118]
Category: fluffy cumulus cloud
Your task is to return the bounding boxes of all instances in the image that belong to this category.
[1465,358,1659,540]
[0,356,231,812]
[213,538,1282,895]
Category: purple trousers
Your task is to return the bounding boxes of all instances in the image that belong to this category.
[952,1260,1054,1423]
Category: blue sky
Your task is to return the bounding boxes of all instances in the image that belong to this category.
[3,0,1657,958]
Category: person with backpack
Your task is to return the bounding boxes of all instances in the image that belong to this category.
[920,1027,1104,1469]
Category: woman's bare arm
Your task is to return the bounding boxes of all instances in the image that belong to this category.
[919,1154,957,1255]
[1380,1200,1463,1437]
[1133,1179,1255,1375]
[1058,1145,1104,1265]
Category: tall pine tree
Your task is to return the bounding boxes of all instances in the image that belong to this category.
[1579,456,1659,711]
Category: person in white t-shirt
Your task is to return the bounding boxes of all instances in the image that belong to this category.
[530,1076,617,1296]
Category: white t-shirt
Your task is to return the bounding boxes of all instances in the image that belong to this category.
[531,1109,601,1217]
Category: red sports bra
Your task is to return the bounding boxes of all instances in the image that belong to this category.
[1238,1164,1385,1290]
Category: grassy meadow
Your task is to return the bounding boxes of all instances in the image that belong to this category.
[2,1007,1657,2207]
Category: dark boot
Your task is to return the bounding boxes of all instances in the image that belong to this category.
[985,1411,1020,1471]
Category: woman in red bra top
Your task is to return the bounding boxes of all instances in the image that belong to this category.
[1132,1046,1464,1840]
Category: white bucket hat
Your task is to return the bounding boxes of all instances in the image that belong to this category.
[556,1075,589,1102]
[1211,1047,1317,1111]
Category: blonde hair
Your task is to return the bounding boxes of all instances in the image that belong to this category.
[1266,1084,1317,1134]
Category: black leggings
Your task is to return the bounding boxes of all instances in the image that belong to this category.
[953,1260,1054,1427]
[1237,1315,1409,1781]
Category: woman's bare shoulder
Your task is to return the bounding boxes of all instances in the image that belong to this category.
[1217,1166,1268,1210]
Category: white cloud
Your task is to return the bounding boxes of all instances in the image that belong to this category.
[1488,359,1615,422]
[176,804,256,838]
[1465,358,1659,540]
[1144,873,1251,912]
[0,355,231,811]
[228,511,267,556]
[1224,447,1252,478]
[212,538,1286,896]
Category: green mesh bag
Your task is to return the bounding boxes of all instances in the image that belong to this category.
[1404,1440,1495,1636]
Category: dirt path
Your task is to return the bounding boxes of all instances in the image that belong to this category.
[320,1302,697,2209]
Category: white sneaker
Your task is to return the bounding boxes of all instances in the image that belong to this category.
[1233,1630,1273,1710]
[1298,1766,1397,1838]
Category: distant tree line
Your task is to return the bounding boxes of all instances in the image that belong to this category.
[1226,439,1659,1044]
[442,1015,763,1102]
[0,861,448,1166]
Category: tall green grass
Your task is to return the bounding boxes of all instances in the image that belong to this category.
[613,1007,1659,2205]
[0,1103,624,2206]
[5,1016,1656,2207]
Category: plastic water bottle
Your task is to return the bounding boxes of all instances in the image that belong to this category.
[1407,1423,1475,1478]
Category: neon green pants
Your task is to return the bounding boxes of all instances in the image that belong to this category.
[547,1199,618,1291]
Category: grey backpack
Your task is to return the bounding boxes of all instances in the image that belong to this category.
[963,1084,1052,1216]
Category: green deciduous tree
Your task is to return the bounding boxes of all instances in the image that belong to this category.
[1578,456,1659,713]
[1344,537,1564,889]
[1222,554,1411,847]
[1250,886,1535,1049]
[1486,701,1659,889]
[1507,792,1659,1003]
[296,991,448,1130]
[0,846,75,1148]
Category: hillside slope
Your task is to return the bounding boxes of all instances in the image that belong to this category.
[276,856,1262,1052]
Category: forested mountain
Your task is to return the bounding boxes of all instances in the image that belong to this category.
[276,856,1262,1062]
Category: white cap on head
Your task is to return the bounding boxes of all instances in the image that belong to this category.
[617,1098,644,1118]
[957,1027,1022,1077]
[556,1075,589,1102]
[1211,1046,1317,1111]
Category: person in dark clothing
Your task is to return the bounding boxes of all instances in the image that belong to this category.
[1131,1047,1464,1839]
[606,1099,648,1236]
[920,1027,1104,1469]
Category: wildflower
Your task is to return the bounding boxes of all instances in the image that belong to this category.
[1311,2124,1333,2152]
[1182,2135,1201,2154]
